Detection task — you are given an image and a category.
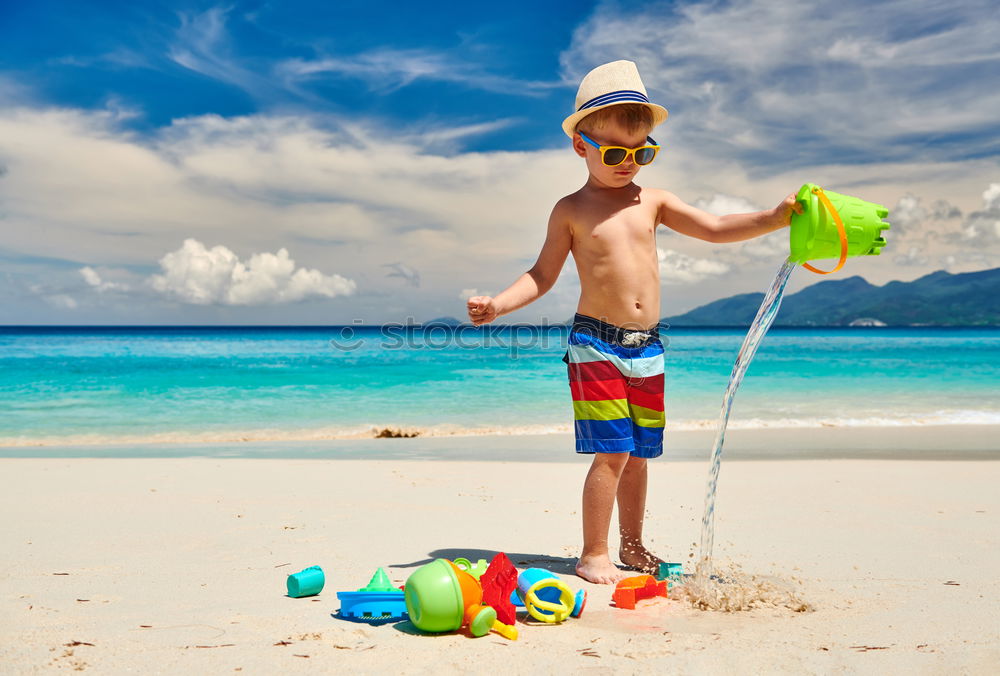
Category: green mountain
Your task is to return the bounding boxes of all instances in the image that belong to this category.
[664,267,1000,327]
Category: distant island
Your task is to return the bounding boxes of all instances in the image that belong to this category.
[421,316,463,327]
[663,267,1000,327]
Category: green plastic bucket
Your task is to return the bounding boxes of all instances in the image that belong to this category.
[790,183,890,273]
[403,559,464,633]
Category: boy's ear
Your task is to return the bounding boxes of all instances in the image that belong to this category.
[571,133,587,158]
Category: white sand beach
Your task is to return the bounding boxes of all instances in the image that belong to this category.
[2,427,999,673]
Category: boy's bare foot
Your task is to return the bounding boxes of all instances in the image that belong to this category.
[619,543,666,574]
[576,554,627,584]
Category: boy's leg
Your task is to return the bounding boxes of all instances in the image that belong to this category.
[566,316,656,583]
[577,451,630,584]
[616,456,666,573]
[618,335,666,573]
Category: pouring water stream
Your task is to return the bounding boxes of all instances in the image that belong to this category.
[696,256,798,573]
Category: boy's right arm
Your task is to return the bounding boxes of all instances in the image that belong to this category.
[656,189,798,243]
[467,199,573,326]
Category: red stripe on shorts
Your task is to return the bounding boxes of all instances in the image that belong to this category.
[567,359,622,382]
[628,386,664,412]
[625,373,664,394]
[570,377,628,402]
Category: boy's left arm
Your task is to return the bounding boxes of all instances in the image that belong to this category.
[657,190,802,243]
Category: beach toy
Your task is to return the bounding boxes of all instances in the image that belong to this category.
[612,575,668,610]
[404,559,514,638]
[336,567,408,621]
[657,562,685,585]
[453,557,490,580]
[479,553,518,626]
[513,568,586,623]
[286,565,325,598]
[790,183,890,275]
[491,620,519,641]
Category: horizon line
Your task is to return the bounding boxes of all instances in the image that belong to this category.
[2,324,998,330]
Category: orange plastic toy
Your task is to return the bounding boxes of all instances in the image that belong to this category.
[612,575,668,610]
[446,560,497,634]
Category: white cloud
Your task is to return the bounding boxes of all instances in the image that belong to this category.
[952,183,1000,248]
[277,47,559,96]
[79,266,130,293]
[896,183,1000,255]
[46,294,78,310]
[930,199,962,222]
[0,106,581,278]
[984,183,1000,211]
[658,247,731,285]
[693,193,761,217]
[167,8,559,103]
[410,120,518,150]
[868,185,999,269]
[149,239,356,306]
[383,262,420,288]
[459,288,486,300]
[79,266,101,286]
[736,231,789,261]
[0,97,995,322]
[278,49,456,92]
[27,283,78,310]
[51,48,150,70]
[562,0,1000,169]
[168,6,280,101]
[893,246,931,267]
[892,194,928,234]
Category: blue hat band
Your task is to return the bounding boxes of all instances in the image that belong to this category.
[578,89,650,112]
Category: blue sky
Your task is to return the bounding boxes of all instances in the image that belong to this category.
[1,0,998,324]
[1,0,590,151]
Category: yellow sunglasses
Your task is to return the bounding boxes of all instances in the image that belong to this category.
[579,131,660,166]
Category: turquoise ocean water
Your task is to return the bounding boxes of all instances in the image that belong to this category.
[1,325,998,453]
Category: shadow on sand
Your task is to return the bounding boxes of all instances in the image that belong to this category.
[391,547,578,576]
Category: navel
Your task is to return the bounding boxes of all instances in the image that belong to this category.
[635,301,641,309]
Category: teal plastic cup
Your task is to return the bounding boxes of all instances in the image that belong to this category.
[287,565,325,598]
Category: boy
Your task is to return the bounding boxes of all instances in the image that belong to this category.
[467,60,801,584]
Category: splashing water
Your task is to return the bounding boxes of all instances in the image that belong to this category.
[697,257,799,571]
[673,257,811,612]
[671,561,813,612]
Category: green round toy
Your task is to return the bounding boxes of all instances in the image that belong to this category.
[404,558,497,637]
[404,559,465,633]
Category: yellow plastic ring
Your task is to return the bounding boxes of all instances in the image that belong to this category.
[524,580,573,623]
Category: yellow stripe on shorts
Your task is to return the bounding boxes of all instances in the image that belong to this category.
[628,402,666,428]
[572,398,629,421]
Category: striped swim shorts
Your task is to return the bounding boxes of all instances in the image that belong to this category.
[561,313,666,458]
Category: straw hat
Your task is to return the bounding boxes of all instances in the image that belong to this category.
[561,60,668,138]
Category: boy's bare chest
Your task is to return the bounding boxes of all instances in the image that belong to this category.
[571,199,658,250]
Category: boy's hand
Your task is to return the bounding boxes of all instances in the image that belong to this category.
[467,296,498,325]
[775,192,804,226]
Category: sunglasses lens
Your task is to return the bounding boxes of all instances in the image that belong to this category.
[603,148,627,166]
[635,147,656,165]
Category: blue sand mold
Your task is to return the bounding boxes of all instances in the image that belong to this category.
[336,590,409,621]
